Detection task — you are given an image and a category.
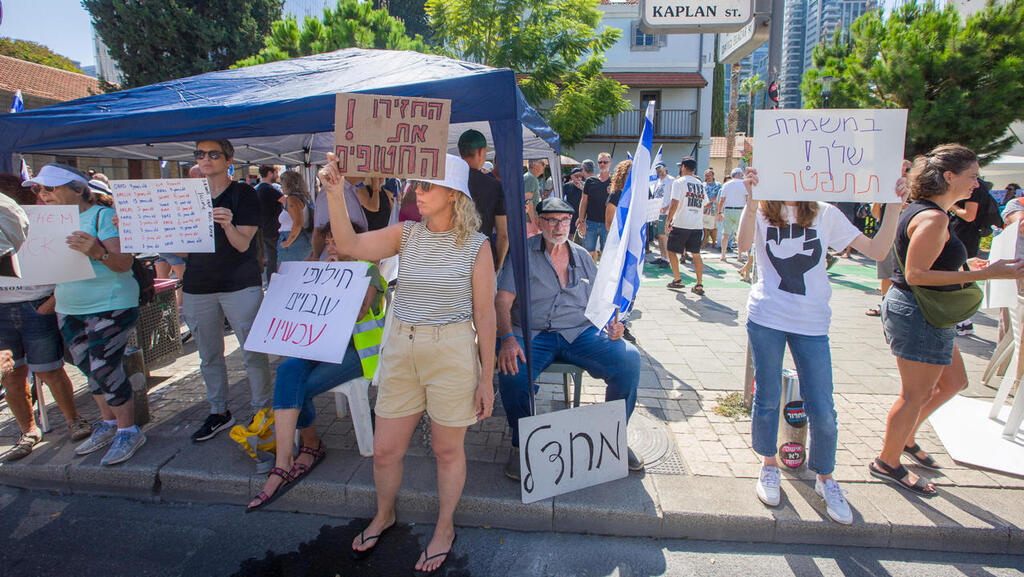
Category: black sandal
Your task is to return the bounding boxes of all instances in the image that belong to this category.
[667,279,684,289]
[691,284,705,296]
[246,467,296,512]
[351,521,396,560]
[865,305,881,317]
[413,534,457,576]
[290,441,327,481]
[869,458,937,497]
[903,443,942,470]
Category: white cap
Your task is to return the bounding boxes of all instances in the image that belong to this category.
[89,179,112,194]
[731,167,745,178]
[482,161,494,173]
[420,154,471,199]
[22,164,90,188]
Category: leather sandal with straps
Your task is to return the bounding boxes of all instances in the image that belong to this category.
[869,458,937,497]
[413,533,457,576]
[903,443,942,470]
[246,467,296,513]
[290,442,327,481]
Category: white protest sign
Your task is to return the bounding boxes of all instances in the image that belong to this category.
[334,92,451,180]
[646,199,663,223]
[752,109,908,202]
[110,179,215,253]
[0,206,94,286]
[519,400,628,504]
[983,221,1020,309]
[243,261,371,363]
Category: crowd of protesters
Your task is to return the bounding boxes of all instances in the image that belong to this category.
[0,132,1020,574]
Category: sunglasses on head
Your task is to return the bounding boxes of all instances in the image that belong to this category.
[193,149,224,160]
[598,160,610,165]
[30,184,55,193]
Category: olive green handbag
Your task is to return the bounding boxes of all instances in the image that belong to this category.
[894,253,983,329]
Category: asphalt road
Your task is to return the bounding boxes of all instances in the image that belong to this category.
[0,486,1020,577]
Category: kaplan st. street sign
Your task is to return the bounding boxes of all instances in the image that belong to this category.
[640,0,755,34]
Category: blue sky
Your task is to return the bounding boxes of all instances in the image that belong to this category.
[0,0,919,71]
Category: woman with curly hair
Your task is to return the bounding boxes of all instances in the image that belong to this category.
[321,153,495,575]
[873,144,1024,497]
[603,159,633,230]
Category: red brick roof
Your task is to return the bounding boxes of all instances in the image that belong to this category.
[604,72,707,88]
[710,134,753,158]
[0,55,101,104]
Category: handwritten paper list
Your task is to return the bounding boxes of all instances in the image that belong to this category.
[110,179,215,253]
[752,109,908,203]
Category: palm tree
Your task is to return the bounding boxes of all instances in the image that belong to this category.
[739,74,766,135]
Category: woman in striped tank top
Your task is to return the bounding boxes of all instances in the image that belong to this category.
[321,152,495,575]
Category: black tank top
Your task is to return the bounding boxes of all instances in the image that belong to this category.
[891,199,967,292]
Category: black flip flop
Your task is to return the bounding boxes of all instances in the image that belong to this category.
[351,522,395,561]
[413,534,457,577]
[869,458,937,497]
[865,306,881,317]
[691,284,705,296]
[903,443,942,470]
[667,279,684,289]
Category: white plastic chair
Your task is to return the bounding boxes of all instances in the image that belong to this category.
[329,376,374,457]
[991,296,1024,439]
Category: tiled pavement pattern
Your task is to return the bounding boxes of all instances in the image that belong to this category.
[1,253,1020,491]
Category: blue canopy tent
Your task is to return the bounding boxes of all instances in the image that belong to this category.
[0,48,559,403]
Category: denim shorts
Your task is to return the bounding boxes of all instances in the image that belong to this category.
[0,297,65,372]
[158,253,187,267]
[881,286,956,366]
[583,220,608,252]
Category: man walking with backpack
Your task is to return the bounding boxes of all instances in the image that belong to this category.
[950,178,1001,336]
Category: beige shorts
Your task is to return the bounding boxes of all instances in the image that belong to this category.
[702,213,718,229]
[374,320,481,427]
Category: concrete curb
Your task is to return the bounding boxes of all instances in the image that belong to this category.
[0,442,1020,555]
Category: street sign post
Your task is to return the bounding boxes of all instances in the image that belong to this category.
[719,0,772,63]
[640,0,755,34]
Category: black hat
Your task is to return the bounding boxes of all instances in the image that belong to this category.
[676,157,697,172]
[536,197,575,215]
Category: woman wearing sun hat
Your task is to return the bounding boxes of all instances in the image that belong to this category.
[321,153,495,575]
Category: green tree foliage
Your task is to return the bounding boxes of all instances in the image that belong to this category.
[84,0,279,88]
[0,38,81,73]
[385,0,431,40]
[739,74,765,135]
[800,1,1024,162]
[425,0,629,149]
[234,0,430,68]
[711,37,725,137]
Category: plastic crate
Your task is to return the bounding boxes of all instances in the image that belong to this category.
[128,279,182,368]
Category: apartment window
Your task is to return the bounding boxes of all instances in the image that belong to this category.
[631,21,667,51]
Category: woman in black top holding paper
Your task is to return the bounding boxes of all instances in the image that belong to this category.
[874,144,1024,496]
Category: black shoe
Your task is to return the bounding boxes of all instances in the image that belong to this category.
[622,328,636,343]
[181,329,193,345]
[191,411,235,442]
[826,253,838,270]
[505,447,521,481]
[223,319,233,334]
[628,447,645,472]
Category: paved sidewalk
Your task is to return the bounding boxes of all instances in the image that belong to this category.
[0,254,1020,553]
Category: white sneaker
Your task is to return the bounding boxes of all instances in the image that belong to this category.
[955,322,974,336]
[756,465,781,507]
[815,477,853,525]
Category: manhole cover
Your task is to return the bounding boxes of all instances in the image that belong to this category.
[628,410,687,475]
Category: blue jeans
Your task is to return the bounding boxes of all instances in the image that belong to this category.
[272,344,362,429]
[0,297,64,372]
[497,327,640,447]
[583,220,608,252]
[747,320,838,476]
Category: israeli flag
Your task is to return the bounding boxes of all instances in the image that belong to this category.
[9,90,23,114]
[19,158,31,182]
[649,145,663,193]
[585,102,655,329]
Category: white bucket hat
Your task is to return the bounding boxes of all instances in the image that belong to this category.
[419,154,471,199]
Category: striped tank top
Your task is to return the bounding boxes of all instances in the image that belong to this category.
[393,221,488,325]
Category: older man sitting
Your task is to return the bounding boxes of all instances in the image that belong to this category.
[495,197,643,480]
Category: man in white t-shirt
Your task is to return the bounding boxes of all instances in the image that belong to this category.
[718,167,748,261]
[665,158,707,296]
[649,162,674,267]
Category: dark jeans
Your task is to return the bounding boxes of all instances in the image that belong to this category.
[497,327,640,447]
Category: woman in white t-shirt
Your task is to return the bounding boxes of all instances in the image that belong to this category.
[736,165,909,525]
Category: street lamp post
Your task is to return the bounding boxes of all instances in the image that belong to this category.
[820,75,836,109]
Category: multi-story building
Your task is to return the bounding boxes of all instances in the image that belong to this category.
[561,0,714,170]
[283,0,334,19]
[779,0,877,109]
[92,34,122,85]
[723,44,770,127]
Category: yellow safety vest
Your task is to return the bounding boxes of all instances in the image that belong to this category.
[351,263,386,379]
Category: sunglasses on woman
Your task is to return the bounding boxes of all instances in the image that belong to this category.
[30,184,55,193]
[193,149,224,160]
